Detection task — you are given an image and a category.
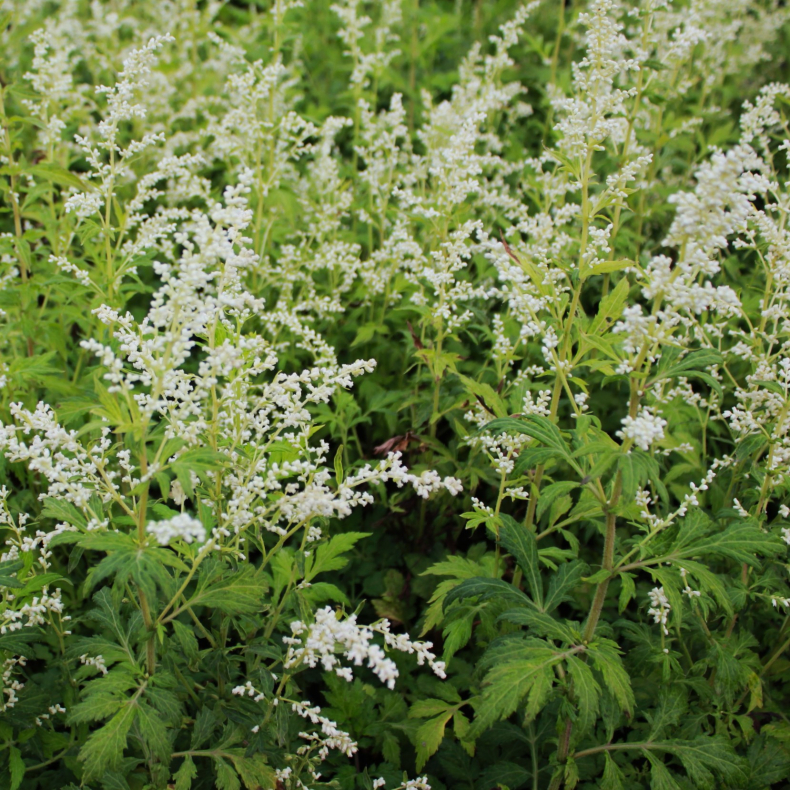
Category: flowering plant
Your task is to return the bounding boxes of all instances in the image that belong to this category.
[2,0,790,789]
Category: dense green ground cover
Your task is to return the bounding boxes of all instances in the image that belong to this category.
[3,0,790,788]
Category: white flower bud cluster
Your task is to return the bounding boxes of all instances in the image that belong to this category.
[283,606,446,690]
[1,586,67,635]
[373,778,433,790]
[291,699,357,759]
[232,681,265,702]
[647,587,671,636]
[679,568,701,600]
[146,514,206,546]
[35,702,67,727]
[1,656,26,712]
[617,407,667,451]
[79,653,108,676]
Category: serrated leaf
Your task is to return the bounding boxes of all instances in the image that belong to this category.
[68,692,125,724]
[137,703,171,763]
[333,444,344,484]
[458,374,508,419]
[618,572,635,613]
[648,688,687,741]
[443,576,534,611]
[566,655,600,737]
[498,609,577,643]
[588,639,634,714]
[215,759,241,790]
[483,414,571,458]
[174,756,197,790]
[544,561,587,612]
[470,645,564,737]
[514,446,566,474]
[78,704,137,780]
[536,481,579,522]
[41,497,87,528]
[650,348,723,400]
[661,736,747,788]
[414,712,453,770]
[672,511,783,566]
[189,564,267,615]
[231,753,276,790]
[498,515,542,607]
[9,745,24,790]
[190,707,217,750]
[172,619,199,664]
[601,753,626,790]
[305,531,370,581]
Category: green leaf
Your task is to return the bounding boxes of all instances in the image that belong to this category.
[79,704,137,780]
[41,497,87,528]
[483,414,570,457]
[580,259,632,280]
[86,589,136,663]
[672,511,783,566]
[334,443,344,484]
[650,348,723,400]
[28,163,93,191]
[536,481,579,522]
[470,647,561,737]
[566,655,600,737]
[458,374,508,418]
[498,515,542,607]
[648,688,687,741]
[190,707,217,750]
[305,532,370,581]
[215,759,241,790]
[662,737,748,788]
[498,609,577,643]
[544,561,587,612]
[589,276,630,336]
[9,745,24,790]
[443,577,534,611]
[231,753,277,790]
[189,564,267,615]
[0,559,23,589]
[644,752,681,790]
[414,711,454,770]
[68,692,125,724]
[514,446,566,474]
[410,699,456,719]
[174,757,197,790]
[99,770,130,790]
[170,449,227,496]
[618,572,635,613]
[588,639,634,714]
[601,753,626,790]
[137,703,171,763]
[172,619,199,664]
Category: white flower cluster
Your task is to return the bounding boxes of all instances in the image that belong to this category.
[232,680,265,702]
[35,703,66,727]
[1,656,26,712]
[617,407,667,452]
[679,568,701,600]
[283,606,446,689]
[146,514,206,546]
[291,699,357,759]
[1,586,67,635]
[79,653,108,676]
[647,587,671,636]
